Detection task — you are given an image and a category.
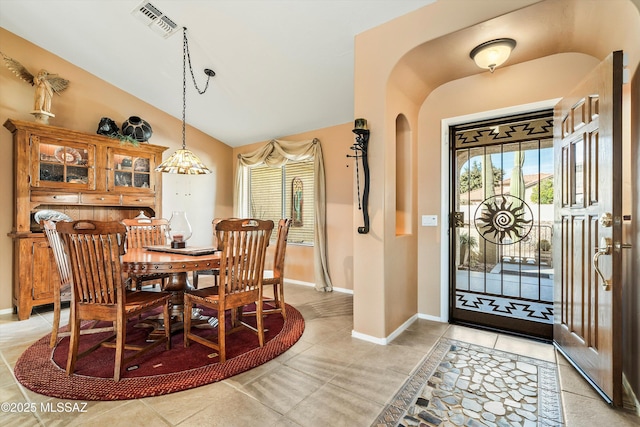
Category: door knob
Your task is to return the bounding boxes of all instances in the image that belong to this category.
[593,236,612,291]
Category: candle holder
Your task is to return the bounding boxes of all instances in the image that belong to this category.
[347,118,370,234]
[169,211,192,248]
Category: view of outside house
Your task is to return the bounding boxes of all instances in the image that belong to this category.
[457,144,554,272]
[452,112,555,334]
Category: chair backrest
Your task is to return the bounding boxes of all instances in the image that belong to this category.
[122,217,169,249]
[272,218,292,279]
[57,220,127,306]
[211,217,238,250]
[41,219,72,289]
[216,219,273,297]
[212,218,225,250]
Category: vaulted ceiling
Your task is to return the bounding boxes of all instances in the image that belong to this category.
[1,1,637,147]
[0,0,437,146]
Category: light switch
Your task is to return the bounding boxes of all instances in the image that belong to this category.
[422,215,438,227]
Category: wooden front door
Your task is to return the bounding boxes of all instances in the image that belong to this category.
[553,51,624,406]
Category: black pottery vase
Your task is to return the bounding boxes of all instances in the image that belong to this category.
[96,117,119,137]
[122,116,153,142]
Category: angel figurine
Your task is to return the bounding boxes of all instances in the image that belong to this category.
[1,51,70,124]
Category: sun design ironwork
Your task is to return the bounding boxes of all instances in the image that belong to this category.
[474,195,533,244]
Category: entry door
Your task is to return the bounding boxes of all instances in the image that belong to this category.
[553,51,623,406]
[450,111,555,340]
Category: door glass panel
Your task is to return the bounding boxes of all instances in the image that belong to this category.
[451,111,555,339]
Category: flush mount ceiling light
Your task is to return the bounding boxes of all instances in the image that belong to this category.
[470,38,516,73]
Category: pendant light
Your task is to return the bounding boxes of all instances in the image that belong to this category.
[156,27,215,174]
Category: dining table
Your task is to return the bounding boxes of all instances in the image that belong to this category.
[121,246,221,336]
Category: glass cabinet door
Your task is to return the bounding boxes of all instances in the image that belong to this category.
[33,137,94,189]
[109,148,155,192]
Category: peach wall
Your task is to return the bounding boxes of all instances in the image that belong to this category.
[417,53,599,317]
[354,0,640,400]
[232,123,354,291]
[0,28,233,313]
[353,0,640,343]
[353,0,541,340]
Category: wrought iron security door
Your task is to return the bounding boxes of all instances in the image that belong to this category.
[450,111,554,339]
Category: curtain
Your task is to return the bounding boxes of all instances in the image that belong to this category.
[234,138,332,292]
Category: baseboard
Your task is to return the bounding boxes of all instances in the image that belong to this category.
[283,279,353,294]
[418,312,447,322]
[0,307,13,316]
[352,314,418,345]
[622,373,640,415]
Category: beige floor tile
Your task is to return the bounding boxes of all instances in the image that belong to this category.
[1,283,637,426]
[329,362,409,405]
[389,326,442,354]
[285,383,384,427]
[494,334,556,362]
[0,362,17,388]
[354,342,427,376]
[143,381,231,425]
[557,363,603,400]
[283,348,348,382]
[443,324,498,348]
[236,365,325,414]
[562,391,639,427]
[177,385,282,426]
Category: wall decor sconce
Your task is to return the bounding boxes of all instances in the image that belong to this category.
[470,38,516,73]
[347,118,370,234]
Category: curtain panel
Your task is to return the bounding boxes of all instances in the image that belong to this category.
[234,138,332,291]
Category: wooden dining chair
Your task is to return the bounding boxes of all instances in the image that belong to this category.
[192,217,227,289]
[41,219,114,348]
[183,218,273,362]
[57,220,172,381]
[121,217,171,290]
[245,218,292,320]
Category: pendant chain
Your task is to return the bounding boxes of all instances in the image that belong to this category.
[182,28,214,149]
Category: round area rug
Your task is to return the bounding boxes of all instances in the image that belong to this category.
[14,304,304,401]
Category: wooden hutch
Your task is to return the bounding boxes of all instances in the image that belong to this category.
[4,119,168,319]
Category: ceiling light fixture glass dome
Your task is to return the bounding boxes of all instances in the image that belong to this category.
[470,38,516,73]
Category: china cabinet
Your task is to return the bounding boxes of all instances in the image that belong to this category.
[4,119,168,319]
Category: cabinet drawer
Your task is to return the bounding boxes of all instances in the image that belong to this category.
[80,193,121,205]
[31,192,79,204]
[122,194,156,206]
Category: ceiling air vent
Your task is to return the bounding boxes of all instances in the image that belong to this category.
[131,1,180,38]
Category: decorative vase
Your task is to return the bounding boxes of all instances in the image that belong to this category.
[96,117,119,137]
[169,211,192,249]
[121,116,153,142]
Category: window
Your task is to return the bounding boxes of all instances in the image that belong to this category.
[249,160,314,244]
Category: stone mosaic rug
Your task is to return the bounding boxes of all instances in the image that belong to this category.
[372,338,564,427]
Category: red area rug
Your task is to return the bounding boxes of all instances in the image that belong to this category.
[14,304,304,401]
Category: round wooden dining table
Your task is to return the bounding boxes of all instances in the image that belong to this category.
[121,247,220,324]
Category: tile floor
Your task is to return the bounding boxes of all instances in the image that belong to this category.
[0,280,638,426]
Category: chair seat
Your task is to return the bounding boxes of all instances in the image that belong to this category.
[59,220,172,382]
[262,277,278,286]
[183,218,273,363]
[184,286,219,302]
[124,291,172,313]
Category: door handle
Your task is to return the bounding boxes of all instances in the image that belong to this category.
[593,237,612,291]
[450,212,464,228]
